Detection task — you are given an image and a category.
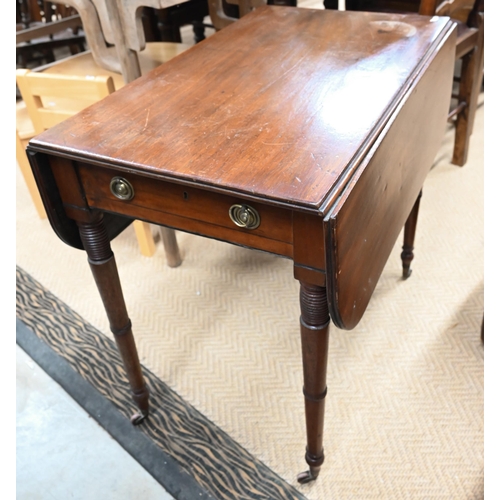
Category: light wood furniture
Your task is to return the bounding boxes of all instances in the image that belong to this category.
[35,43,191,83]
[16,70,115,131]
[48,0,193,80]
[16,69,114,223]
[16,122,46,219]
[47,0,186,266]
[16,42,190,256]
[26,6,457,483]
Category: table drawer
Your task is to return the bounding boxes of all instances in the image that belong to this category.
[77,162,293,247]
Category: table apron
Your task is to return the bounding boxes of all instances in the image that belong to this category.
[78,162,297,259]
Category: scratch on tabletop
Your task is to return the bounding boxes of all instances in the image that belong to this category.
[143,108,150,131]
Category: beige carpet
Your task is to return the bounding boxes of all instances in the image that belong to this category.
[16,21,484,500]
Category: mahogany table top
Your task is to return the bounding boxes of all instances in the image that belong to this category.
[31,6,453,214]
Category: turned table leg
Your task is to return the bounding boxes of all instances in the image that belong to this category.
[77,213,150,424]
[297,282,330,484]
[401,190,422,280]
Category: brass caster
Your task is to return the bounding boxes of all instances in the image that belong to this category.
[130,410,149,425]
[297,467,320,484]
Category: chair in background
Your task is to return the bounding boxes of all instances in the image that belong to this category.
[16,1,87,68]
[207,0,296,30]
[17,0,202,265]
[335,0,484,166]
[16,40,190,257]
[141,0,213,44]
[43,0,196,266]
[16,69,114,224]
[16,114,46,219]
[207,0,237,30]
[16,69,116,131]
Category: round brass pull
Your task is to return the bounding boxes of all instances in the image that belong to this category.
[229,204,260,230]
[110,177,134,201]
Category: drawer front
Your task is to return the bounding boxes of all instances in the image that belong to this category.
[77,163,294,255]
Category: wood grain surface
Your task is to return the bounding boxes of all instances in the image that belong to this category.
[30,6,454,211]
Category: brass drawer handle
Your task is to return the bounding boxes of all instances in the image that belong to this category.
[229,204,260,230]
[110,177,134,201]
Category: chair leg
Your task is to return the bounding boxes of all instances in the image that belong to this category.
[452,52,481,166]
[129,219,183,267]
[132,220,157,257]
[160,226,182,268]
[16,132,46,219]
[452,41,484,166]
[192,18,206,43]
[323,0,339,9]
[401,190,422,279]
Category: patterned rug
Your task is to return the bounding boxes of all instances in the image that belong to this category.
[16,266,306,499]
